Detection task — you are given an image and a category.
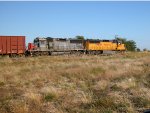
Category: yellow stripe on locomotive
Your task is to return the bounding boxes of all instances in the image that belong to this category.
[85,39,126,51]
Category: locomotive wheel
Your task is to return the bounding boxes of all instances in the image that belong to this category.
[100,51,103,54]
[75,51,81,56]
[18,54,24,57]
[49,52,52,55]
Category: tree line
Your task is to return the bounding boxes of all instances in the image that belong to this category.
[115,36,137,51]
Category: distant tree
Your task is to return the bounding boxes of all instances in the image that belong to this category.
[75,36,84,40]
[136,48,141,52]
[143,48,147,51]
[115,35,137,51]
[125,40,137,51]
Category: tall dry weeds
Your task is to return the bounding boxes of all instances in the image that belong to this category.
[0,52,150,113]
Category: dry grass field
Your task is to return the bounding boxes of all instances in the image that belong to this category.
[0,52,150,113]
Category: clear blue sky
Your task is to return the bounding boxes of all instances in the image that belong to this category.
[0,1,150,50]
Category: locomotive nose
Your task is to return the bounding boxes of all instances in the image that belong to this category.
[28,43,35,50]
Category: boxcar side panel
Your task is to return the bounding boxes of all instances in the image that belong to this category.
[11,36,18,53]
[7,36,11,54]
[17,36,25,54]
[2,37,7,54]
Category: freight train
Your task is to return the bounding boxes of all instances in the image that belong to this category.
[0,36,126,57]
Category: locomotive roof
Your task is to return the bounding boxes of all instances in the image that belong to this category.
[87,39,117,41]
[35,37,46,40]
[47,37,67,41]
[87,39,101,41]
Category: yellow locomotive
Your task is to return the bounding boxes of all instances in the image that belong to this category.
[85,39,126,54]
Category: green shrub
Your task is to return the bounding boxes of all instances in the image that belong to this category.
[44,93,56,102]
[0,81,5,87]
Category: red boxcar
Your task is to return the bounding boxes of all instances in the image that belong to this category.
[0,36,25,56]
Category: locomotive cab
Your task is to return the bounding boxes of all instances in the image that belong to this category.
[117,40,122,45]
[34,37,48,51]
[116,40,126,51]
